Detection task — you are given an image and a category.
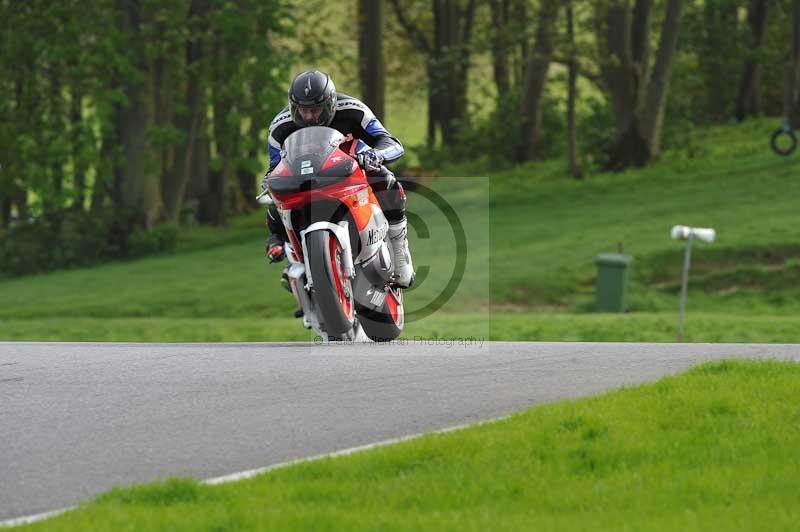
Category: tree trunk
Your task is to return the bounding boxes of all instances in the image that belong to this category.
[13,187,28,222]
[93,114,117,213]
[115,0,162,227]
[70,93,87,211]
[598,0,683,171]
[47,72,64,216]
[205,63,232,225]
[187,133,211,223]
[566,0,582,179]
[516,0,560,162]
[736,0,769,121]
[142,62,166,228]
[358,0,385,120]
[0,197,10,229]
[237,164,257,211]
[598,1,637,138]
[114,0,145,213]
[513,0,529,83]
[605,119,651,172]
[426,84,437,145]
[641,0,683,159]
[202,170,226,225]
[389,0,476,146]
[785,0,800,124]
[164,0,208,222]
[702,1,739,122]
[489,0,511,97]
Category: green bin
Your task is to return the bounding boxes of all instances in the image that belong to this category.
[595,253,632,312]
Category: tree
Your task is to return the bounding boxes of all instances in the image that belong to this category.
[515,0,560,162]
[565,0,583,179]
[488,0,512,98]
[0,0,292,229]
[389,0,478,145]
[358,0,385,120]
[786,0,800,122]
[736,0,770,121]
[699,0,742,123]
[596,0,684,171]
[162,0,210,223]
[113,0,167,228]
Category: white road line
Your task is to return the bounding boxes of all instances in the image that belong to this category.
[0,508,75,528]
[0,415,510,528]
[204,415,509,485]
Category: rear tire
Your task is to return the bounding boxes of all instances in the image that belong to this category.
[357,288,404,342]
[307,230,355,340]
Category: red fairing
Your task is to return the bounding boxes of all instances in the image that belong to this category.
[270,161,290,176]
[270,147,369,210]
[321,147,357,171]
[272,177,369,210]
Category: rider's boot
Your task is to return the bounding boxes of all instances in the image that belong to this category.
[388,218,415,288]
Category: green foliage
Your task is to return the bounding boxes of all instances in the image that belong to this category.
[674,0,746,124]
[127,224,179,259]
[0,210,111,277]
[0,209,177,278]
[1,0,797,278]
[415,90,566,169]
[0,0,294,238]
[576,96,615,169]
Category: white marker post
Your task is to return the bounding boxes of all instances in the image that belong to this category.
[670,225,716,341]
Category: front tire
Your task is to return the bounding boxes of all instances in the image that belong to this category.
[307,230,355,340]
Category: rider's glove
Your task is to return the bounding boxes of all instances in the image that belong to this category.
[356,149,384,173]
[267,244,285,263]
[266,235,285,263]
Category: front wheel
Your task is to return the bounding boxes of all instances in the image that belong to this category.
[307,230,355,340]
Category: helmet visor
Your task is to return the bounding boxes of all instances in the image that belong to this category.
[294,104,326,126]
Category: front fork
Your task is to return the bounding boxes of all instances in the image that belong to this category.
[283,221,355,332]
[300,221,356,287]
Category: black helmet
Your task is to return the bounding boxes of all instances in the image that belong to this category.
[288,70,337,127]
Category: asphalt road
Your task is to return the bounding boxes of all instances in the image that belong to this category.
[2,341,800,521]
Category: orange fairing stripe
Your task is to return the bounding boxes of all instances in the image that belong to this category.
[345,189,378,231]
[386,289,400,324]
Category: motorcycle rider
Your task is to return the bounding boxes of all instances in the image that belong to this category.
[263,70,415,288]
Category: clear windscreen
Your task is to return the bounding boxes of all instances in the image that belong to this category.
[282,126,345,164]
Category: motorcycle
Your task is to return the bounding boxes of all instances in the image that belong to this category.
[258,126,405,342]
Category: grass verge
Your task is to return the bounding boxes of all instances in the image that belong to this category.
[21,359,800,531]
[3,312,800,343]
